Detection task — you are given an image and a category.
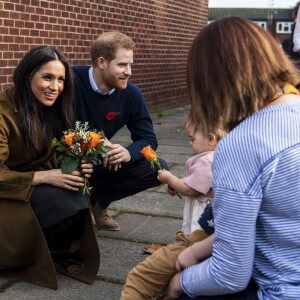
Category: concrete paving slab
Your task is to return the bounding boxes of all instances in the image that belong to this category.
[0,275,122,300]
[156,144,194,156]
[95,213,183,245]
[160,153,191,164]
[97,238,149,281]
[109,191,184,218]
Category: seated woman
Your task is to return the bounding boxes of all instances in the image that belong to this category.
[167,16,300,300]
[124,17,300,300]
[0,46,100,289]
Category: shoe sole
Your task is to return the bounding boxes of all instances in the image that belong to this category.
[94,224,120,231]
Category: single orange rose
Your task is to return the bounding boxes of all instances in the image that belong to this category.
[64,132,75,146]
[89,132,102,148]
[141,145,157,161]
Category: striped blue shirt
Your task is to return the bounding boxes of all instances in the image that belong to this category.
[181,99,300,299]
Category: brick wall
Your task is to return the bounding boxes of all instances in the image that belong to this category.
[0,0,208,111]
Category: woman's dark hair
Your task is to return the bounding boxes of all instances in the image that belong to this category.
[13,46,75,148]
[187,17,299,133]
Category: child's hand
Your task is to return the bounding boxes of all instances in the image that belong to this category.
[165,184,176,196]
[157,169,172,183]
[175,246,198,272]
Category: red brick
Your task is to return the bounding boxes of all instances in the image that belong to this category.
[30,30,39,37]
[9,28,19,35]
[20,29,30,35]
[4,2,14,10]
[0,27,9,35]
[15,4,25,12]
[25,6,35,13]
[45,9,54,16]
[25,21,35,29]
[20,13,30,21]
[40,1,49,8]
[31,14,39,22]
[31,0,40,7]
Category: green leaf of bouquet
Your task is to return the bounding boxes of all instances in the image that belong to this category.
[57,154,65,162]
[56,145,68,152]
[61,156,78,174]
[52,138,59,147]
[103,145,111,151]
[98,150,108,157]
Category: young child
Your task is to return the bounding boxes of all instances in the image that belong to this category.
[120,122,223,300]
[158,120,221,234]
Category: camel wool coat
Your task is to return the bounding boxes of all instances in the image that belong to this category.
[0,88,100,289]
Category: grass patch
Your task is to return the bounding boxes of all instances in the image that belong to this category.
[97,275,125,285]
[152,106,189,120]
[108,208,182,220]
[95,234,168,247]
[0,279,19,292]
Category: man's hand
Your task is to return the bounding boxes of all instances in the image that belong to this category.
[106,143,131,171]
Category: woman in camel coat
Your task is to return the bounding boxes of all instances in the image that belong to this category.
[0,46,100,289]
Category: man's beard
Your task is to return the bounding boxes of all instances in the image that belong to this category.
[102,72,128,90]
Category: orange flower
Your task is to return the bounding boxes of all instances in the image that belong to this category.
[141,145,157,161]
[89,132,102,148]
[64,132,75,146]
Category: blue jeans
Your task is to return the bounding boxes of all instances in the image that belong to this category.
[90,157,168,208]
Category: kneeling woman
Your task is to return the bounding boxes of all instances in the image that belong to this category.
[0,46,99,289]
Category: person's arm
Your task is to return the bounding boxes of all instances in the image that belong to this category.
[293,6,300,52]
[176,234,214,271]
[32,161,93,191]
[180,189,259,297]
[157,169,198,197]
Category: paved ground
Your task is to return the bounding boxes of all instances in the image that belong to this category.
[0,105,192,299]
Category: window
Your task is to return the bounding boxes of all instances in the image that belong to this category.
[277,22,293,34]
[253,21,267,30]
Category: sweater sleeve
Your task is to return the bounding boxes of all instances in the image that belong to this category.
[125,87,158,162]
[0,115,35,202]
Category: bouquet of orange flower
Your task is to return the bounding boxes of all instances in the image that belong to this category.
[52,121,110,195]
[141,145,182,199]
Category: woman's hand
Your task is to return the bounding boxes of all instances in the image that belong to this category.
[80,161,93,178]
[32,161,93,191]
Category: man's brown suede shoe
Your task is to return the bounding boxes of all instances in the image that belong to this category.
[91,202,120,231]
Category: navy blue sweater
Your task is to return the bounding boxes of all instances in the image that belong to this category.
[72,66,158,162]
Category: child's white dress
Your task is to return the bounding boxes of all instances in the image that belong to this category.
[182,151,214,234]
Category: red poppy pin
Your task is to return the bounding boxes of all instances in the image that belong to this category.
[106,112,121,121]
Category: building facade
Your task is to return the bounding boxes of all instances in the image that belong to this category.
[209,8,293,43]
[0,0,209,111]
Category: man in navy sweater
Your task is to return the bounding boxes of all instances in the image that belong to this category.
[72,32,168,231]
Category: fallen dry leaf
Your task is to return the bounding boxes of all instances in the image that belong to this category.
[142,243,163,254]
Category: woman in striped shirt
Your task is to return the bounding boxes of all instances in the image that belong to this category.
[164,17,300,300]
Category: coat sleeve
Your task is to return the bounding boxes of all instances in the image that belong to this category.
[0,115,35,202]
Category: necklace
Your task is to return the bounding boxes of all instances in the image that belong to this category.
[265,83,299,107]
